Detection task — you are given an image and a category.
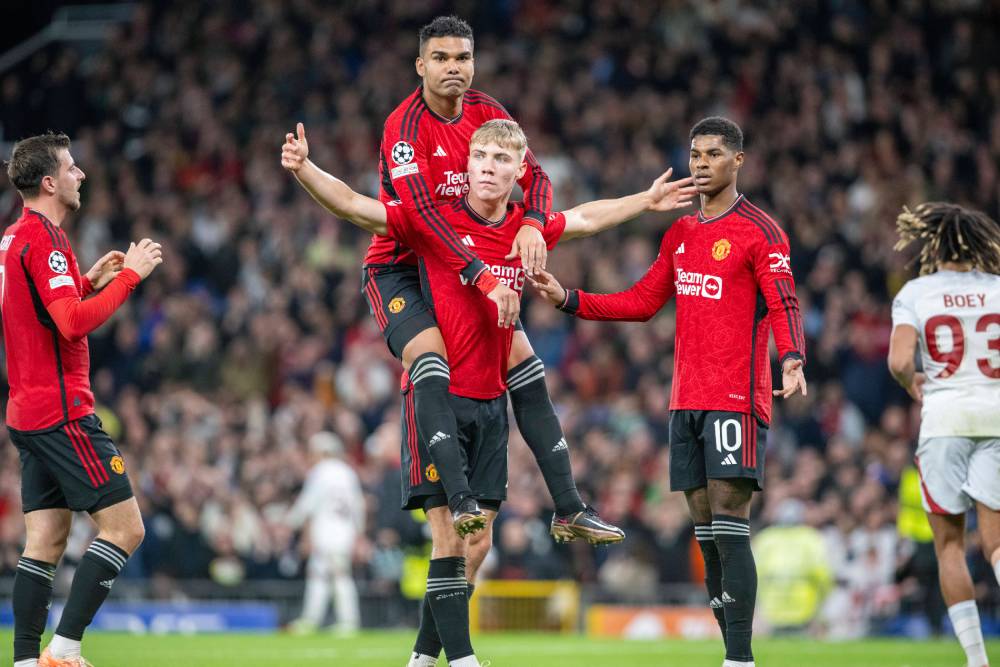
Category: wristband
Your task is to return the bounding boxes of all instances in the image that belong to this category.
[476,271,500,295]
[519,217,544,233]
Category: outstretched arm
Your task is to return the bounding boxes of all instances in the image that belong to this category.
[530,230,677,322]
[561,168,696,241]
[282,123,388,235]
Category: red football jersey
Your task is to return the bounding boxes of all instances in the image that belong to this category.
[386,199,566,399]
[561,196,805,424]
[366,86,553,278]
[1,209,95,430]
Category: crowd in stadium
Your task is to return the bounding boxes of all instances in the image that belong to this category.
[1,0,999,635]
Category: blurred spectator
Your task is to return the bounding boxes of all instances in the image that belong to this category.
[1,0,998,635]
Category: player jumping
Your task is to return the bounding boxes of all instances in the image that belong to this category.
[283,117,694,667]
[889,202,1000,667]
[2,133,163,667]
[531,117,807,667]
[361,15,624,546]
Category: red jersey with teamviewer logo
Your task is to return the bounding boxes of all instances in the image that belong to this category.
[559,195,805,424]
[366,86,552,274]
[385,199,565,399]
[1,209,94,430]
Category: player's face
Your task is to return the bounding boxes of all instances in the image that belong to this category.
[467,142,526,202]
[416,37,474,99]
[51,149,86,211]
[689,135,743,196]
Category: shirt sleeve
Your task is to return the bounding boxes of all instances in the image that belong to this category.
[24,233,82,306]
[384,201,423,254]
[559,229,676,321]
[543,211,566,250]
[891,282,920,330]
[490,102,554,226]
[381,122,491,285]
[46,270,141,342]
[750,225,806,365]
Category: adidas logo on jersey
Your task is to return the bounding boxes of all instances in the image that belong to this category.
[721,453,737,466]
[461,234,475,247]
[721,592,736,604]
[99,579,115,590]
[428,431,450,446]
[675,242,685,254]
[433,145,448,157]
[552,438,568,452]
[709,596,723,609]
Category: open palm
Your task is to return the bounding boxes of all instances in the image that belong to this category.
[647,168,698,212]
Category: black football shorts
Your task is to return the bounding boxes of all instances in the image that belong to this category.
[362,262,524,360]
[10,414,134,514]
[668,409,767,492]
[399,382,508,512]
[362,263,438,359]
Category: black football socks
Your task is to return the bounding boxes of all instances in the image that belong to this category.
[713,515,756,663]
[13,557,56,662]
[508,356,585,516]
[412,579,477,660]
[695,523,728,646]
[425,557,474,663]
[54,539,129,642]
[410,353,472,511]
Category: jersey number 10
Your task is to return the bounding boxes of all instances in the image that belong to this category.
[925,313,1000,379]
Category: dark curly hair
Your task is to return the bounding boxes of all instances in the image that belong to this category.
[419,15,474,53]
[690,116,743,152]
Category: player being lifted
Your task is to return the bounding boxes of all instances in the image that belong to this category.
[283,118,695,667]
[889,203,1000,667]
[358,15,624,545]
[2,133,162,667]
[531,117,806,667]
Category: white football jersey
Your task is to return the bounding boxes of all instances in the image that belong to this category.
[892,270,1000,438]
[287,459,365,542]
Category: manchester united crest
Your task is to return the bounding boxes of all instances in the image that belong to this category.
[110,455,126,474]
[425,464,439,483]
[712,239,732,261]
[388,297,406,314]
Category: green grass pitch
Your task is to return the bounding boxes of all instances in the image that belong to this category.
[2,630,996,666]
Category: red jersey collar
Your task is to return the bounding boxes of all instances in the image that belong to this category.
[418,85,464,124]
[461,196,510,227]
[697,194,744,224]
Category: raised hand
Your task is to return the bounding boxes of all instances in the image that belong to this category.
[85,250,125,290]
[123,238,163,280]
[281,122,309,173]
[528,269,568,307]
[646,168,698,212]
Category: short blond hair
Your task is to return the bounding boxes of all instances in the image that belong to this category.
[470,119,527,159]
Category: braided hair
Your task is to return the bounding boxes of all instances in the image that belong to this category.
[894,202,1000,275]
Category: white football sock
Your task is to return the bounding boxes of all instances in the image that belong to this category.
[450,656,480,667]
[47,634,81,658]
[722,661,755,667]
[333,573,360,631]
[300,570,330,626]
[408,653,438,667]
[14,659,39,667]
[948,600,988,667]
